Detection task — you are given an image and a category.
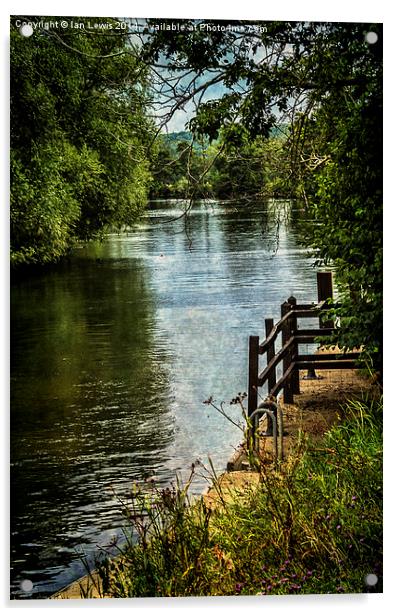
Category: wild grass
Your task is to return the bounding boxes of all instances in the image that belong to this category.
[94,394,382,597]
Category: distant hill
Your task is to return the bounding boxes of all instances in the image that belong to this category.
[161,131,208,152]
[164,131,192,143]
[162,124,289,146]
[270,123,289,138]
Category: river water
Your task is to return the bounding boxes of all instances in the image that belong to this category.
[10,199,318,599]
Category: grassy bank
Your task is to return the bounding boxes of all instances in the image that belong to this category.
[91,394,382,598]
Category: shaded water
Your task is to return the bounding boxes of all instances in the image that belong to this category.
[10,200,317,598]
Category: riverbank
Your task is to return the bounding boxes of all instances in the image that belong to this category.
[51,360,380,599]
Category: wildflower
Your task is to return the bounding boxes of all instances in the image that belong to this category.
[336,524,341,530]
[336,586,345,593]
[235,583,244,594]
[289,584,302,592]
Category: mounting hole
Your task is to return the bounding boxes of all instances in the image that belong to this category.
[19,24,34,37]
[365,573,378,586]
[365,31,378,45]
[20,579,33,592]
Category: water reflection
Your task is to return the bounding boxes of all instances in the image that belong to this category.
[11,256,174,598]
[11,199,317,598]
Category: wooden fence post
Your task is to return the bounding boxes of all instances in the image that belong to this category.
[281,301,294,404]
[265,318,276,393]
[287,295,300,395]
[317,271,334,329]
[248,335,259,418]
[248,335,259,449]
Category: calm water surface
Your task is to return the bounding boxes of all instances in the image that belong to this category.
[10,200,318,598]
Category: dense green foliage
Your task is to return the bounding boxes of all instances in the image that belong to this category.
[209,129,289,198]
[150,128,290,200]
[307,91,382,364]
[10,18,154,266]
[92,395,382,597]
[149,135,212,199]
[143,21,383,367]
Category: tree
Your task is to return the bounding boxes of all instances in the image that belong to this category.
[206,126,290,199]
[140,19,383,368]
[304,84,382,365]
[10,17,154,266]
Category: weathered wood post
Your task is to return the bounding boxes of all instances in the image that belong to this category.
[281,300,294,404]
[248,335,259,446]
[317,271,334,329]
[265,318,276,393]
[304,271,334,380]
[287,295,300,395]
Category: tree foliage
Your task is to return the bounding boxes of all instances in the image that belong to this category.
[150,127,290,200]
[150,135,213,199]
[10,17,154,266]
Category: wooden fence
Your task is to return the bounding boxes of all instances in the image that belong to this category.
[247,272,360,421]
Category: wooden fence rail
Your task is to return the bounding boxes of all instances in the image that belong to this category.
[247,272,360,423]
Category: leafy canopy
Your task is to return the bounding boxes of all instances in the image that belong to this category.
[10,17,154,266]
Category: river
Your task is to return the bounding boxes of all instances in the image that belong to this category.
[10,199,317,599]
